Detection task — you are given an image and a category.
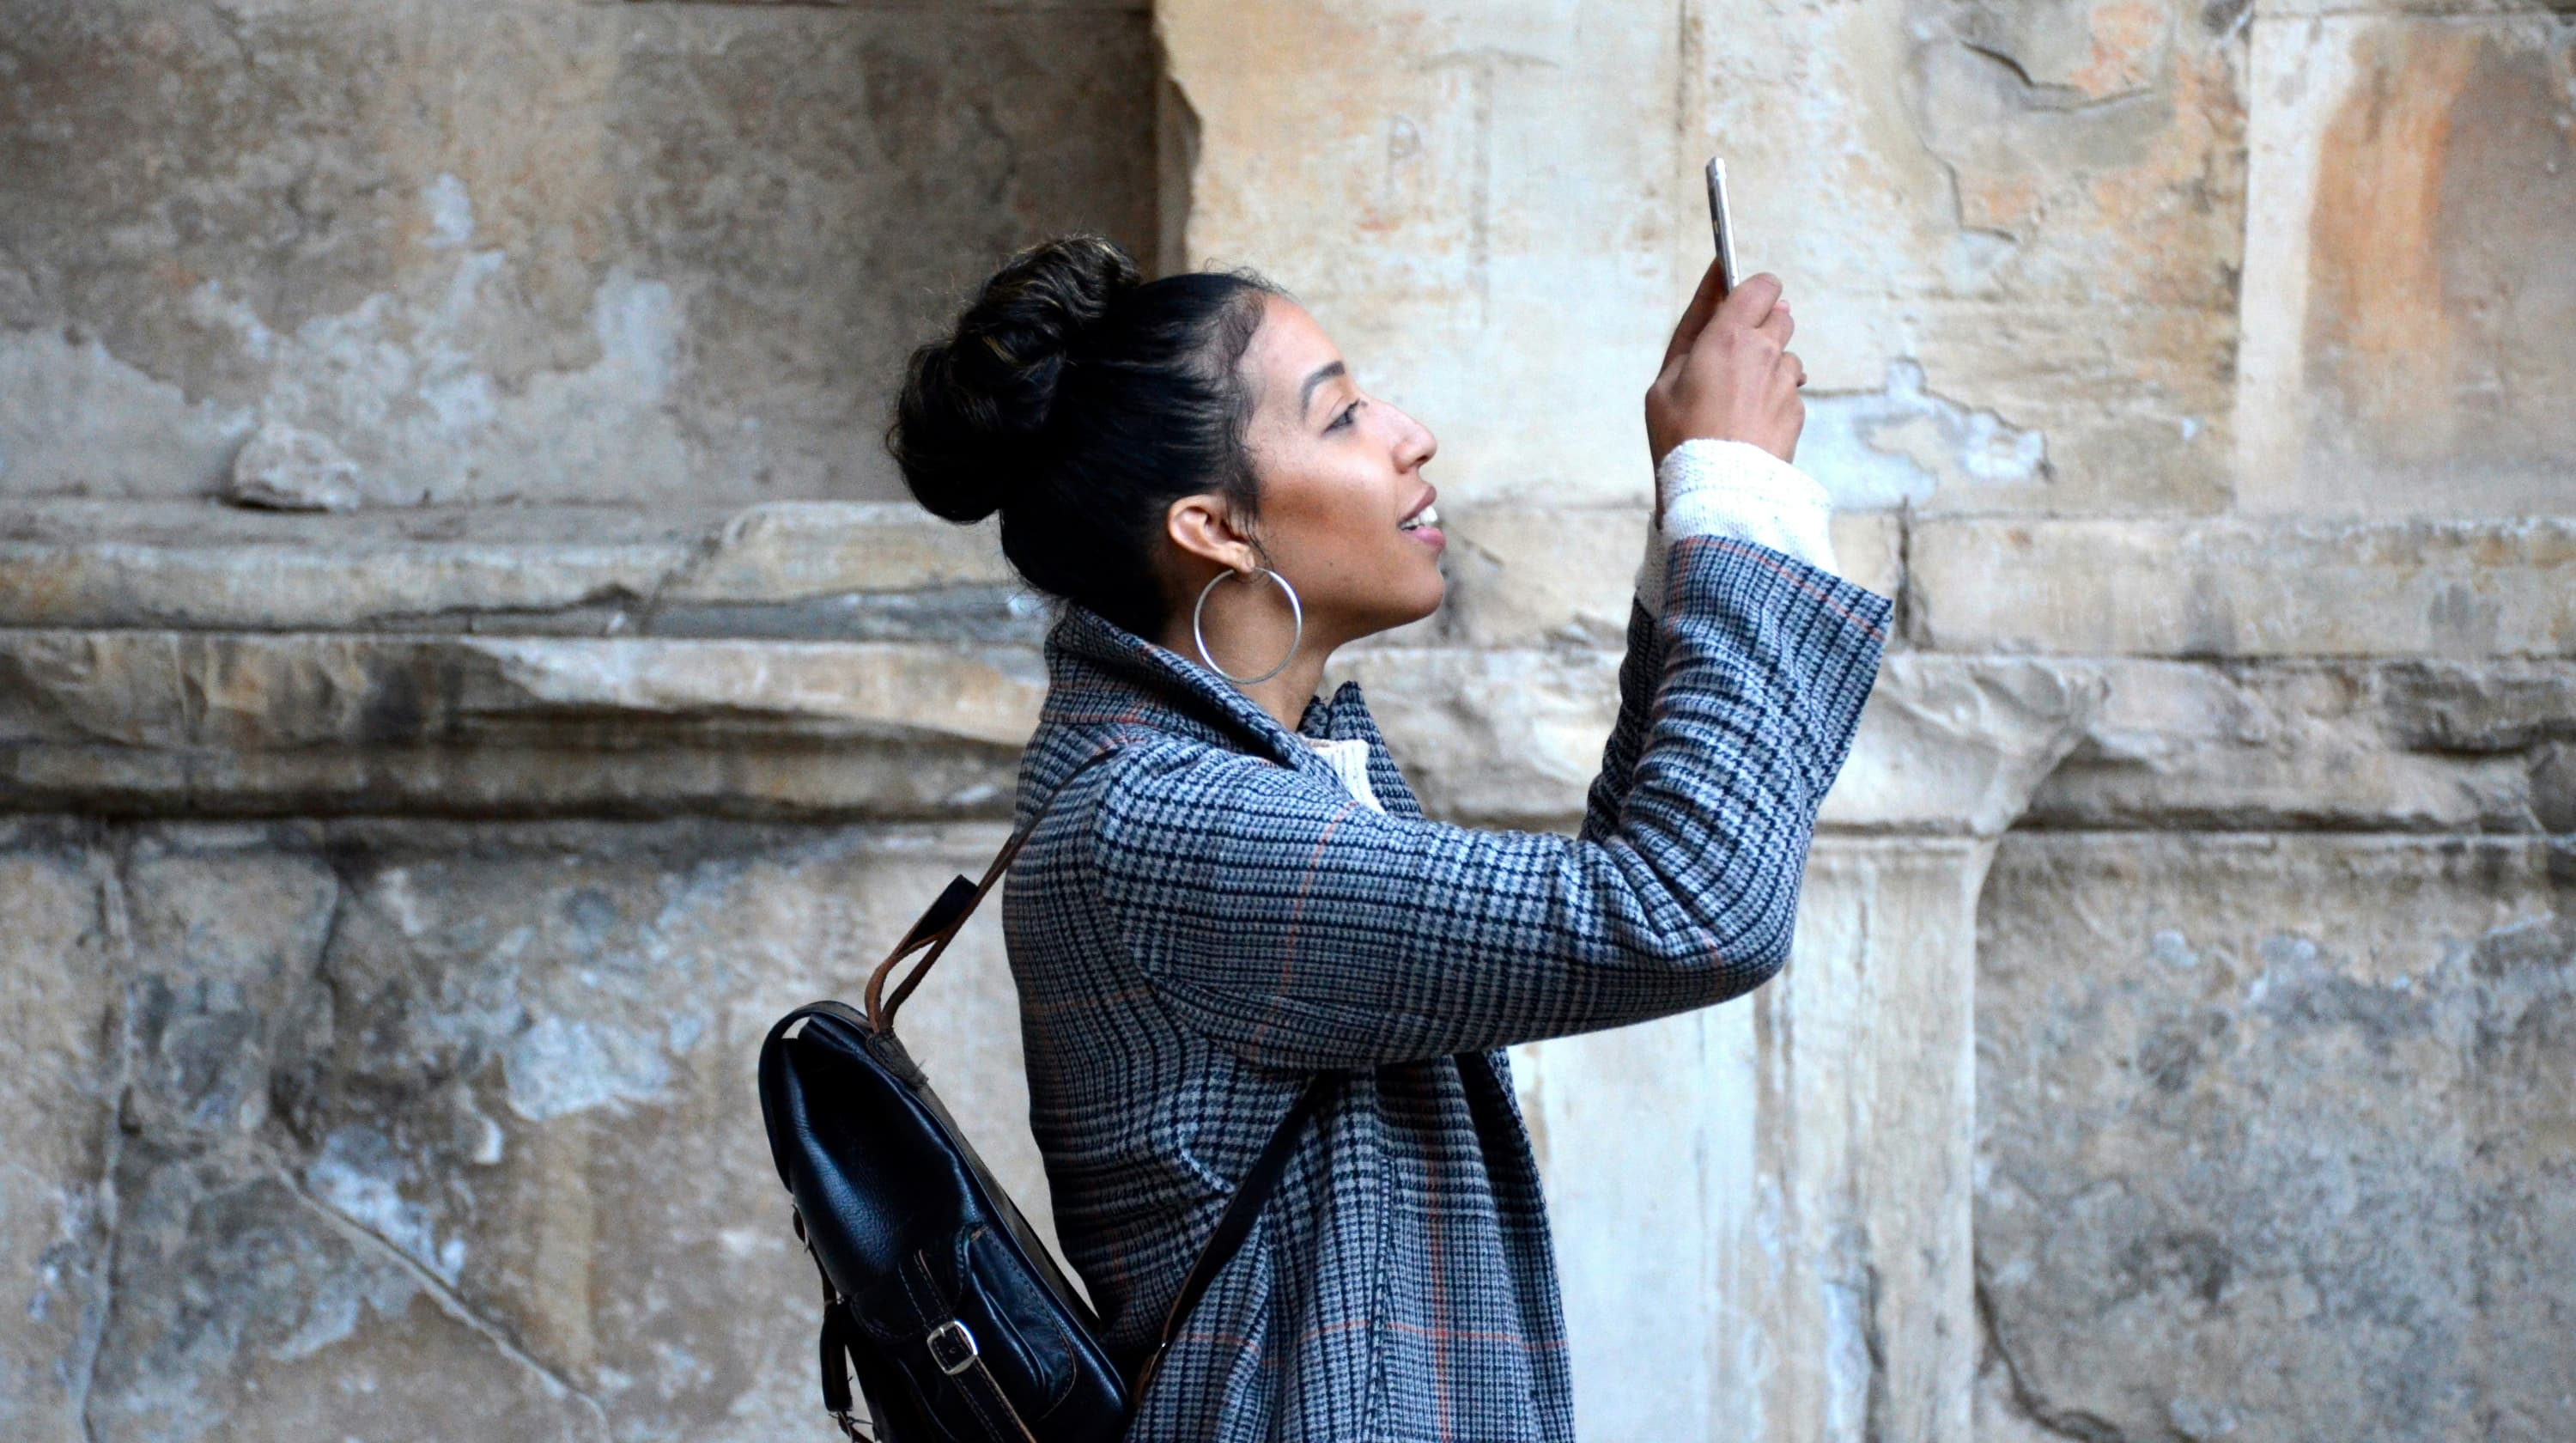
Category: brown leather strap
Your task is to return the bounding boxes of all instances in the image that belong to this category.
[864,747,1124,1034]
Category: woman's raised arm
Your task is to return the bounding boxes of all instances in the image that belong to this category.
[1082,531,1891,1072]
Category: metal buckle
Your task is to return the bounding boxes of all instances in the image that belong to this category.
[926,1318,979,1376]
[829,1408,871,1441]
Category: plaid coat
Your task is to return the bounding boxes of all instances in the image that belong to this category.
[999,533,1893,1442]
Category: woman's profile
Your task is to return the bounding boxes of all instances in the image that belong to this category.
[887,231,1891,1441]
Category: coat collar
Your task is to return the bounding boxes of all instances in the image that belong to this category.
[1036,598,1391,790]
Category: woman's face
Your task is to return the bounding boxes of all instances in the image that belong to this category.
[1206,295,1443,642]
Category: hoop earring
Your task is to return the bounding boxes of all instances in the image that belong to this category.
[1191,566,1303,685]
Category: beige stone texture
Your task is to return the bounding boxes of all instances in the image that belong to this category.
[0,498,1886,650]
[1157,2,1695,511]
[2237,14,2576,517]
[1163,0,2247,517]
[1674,0,2251,517]
[1506,838,1996,1440]
[0,629,1048,820]
[1911,515,2576,657]
[0,0,1157,506]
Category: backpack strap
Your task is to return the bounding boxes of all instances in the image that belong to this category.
[854,740,1342,1412]
[865,746,1124,1033]
[1128,1069,1339,1401]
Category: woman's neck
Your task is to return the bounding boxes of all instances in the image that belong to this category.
[1153,612,1340,736]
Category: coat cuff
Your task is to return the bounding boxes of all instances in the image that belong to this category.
[1636,438,1841,618]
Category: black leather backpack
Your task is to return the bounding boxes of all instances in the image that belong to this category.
[757,748,1335,1441]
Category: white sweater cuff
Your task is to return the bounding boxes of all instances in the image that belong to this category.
[1636,438,1841,618]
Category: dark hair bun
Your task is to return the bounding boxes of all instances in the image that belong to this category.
[890,233,1145,524]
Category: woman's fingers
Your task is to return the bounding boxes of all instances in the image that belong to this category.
[1644,270,1807,466]
[1660,257,1731,373]
[1755,297,1794,351]
[1710,271,1783,337]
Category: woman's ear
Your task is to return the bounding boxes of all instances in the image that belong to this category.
[1163,492,1260,573]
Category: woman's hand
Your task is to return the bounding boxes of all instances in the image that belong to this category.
[1644,264,1805,473]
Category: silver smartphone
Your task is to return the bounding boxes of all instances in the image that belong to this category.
[1704,156,1739,294]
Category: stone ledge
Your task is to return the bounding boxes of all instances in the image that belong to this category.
[1911,515,2576,658]
[0,497,1904,650]
[6,629,2568,832]
[0,499,1022,636]
[27,503,2576,663]
[2027,658,2576,833]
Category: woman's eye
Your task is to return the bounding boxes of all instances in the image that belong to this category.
[1329,399,1364,432]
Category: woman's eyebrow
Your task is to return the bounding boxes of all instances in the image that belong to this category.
[1298,361,1347,420]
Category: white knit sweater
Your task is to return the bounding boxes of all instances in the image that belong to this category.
[1308,438,1840,813]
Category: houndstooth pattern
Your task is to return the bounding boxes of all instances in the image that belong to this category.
[998,533,1893,1442]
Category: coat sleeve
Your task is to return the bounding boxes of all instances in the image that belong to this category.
[1085,533,1893,1071]
[1577,592,1666,848]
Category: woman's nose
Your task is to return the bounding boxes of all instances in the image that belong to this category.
[1394,409,1436,468]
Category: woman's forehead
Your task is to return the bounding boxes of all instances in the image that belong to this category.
[1248,299,1345,411]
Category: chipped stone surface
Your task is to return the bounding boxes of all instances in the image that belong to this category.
[0,0,1157,505]
[0,822,119,1443]
[2031,657,2576,832]
[1158,2,1698,509]
[16,626,2576,838]
[1977,833,2576,1442]
[1669,0,2247,517]
[2238,15,2576,517]
[1164,0,2245,515]
[0,630,1049,820]
[1801,360,2050,511]
[220,421,396,513]
[1822,655,2105,835]
[0,814,1062,1441]
[1911,515,2576,657]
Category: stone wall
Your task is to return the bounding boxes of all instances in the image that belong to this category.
[3,2,2572,1441]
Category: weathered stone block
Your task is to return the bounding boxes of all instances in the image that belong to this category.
[1821,655,2105,835]
[0,630,1052,819]
[2030,657,2576,832]
[90,1157,608,1443]
[0,823,120,1443]
[15,815,1066,1441]
[1977,833,2576,1443]
[1675,0,2248,516]
[119,833,340,1142]
[1160,2,1696,509]
[1508,837,1991,1440]
[0,0,1155,506]
[257,817,1058,1434]
[0,498,1894,658]
[1911,516,2576,657]
[1166,0,2245,515]
[0,518,693,636]
[2238,14,2576,516]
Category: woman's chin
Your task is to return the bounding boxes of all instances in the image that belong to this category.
[1403,575,1447,626]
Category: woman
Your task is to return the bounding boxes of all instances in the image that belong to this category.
[889,233,1889,1442]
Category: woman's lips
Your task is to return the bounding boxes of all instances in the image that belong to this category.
[1400,499,1442,548]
